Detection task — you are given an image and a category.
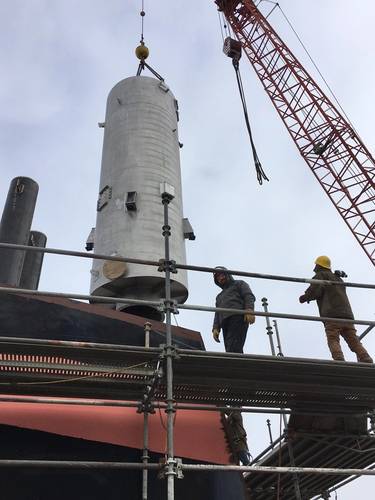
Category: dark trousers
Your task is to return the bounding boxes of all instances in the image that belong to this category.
[222,315,249,353]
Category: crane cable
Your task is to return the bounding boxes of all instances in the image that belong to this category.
[140,0,145,43]
[232,58,269,184]
[135,1,165,81]
[218,8,268,184]
[217,10,225,43]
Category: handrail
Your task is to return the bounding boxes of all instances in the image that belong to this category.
[0,241,373,289]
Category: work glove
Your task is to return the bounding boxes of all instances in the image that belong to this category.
[299,294,308,304]
[244,312,256,324]
[212,328,220,343]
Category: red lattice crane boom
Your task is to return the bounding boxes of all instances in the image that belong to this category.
[217,0,375,266]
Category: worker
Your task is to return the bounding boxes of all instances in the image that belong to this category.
[212,267,256,353]
[299,256,373,363]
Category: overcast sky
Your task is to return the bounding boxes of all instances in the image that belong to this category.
[1,1,375,497]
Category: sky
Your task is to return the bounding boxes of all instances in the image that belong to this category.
[0,0,375,497]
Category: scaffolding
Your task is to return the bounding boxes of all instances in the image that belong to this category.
[0,193,374,500]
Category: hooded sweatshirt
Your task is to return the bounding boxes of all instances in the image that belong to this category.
[303,267,354,320]
[212,270,256,329]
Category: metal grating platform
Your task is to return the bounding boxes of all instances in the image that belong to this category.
[167,350,375,413]
[245,432,375,499]
[0,338,374,413]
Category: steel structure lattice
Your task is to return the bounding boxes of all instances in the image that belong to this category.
[217,0,375,265]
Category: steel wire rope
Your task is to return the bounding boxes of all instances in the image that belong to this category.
[232,58,269,184]
[217,9,225,43]
[140,0,145,43]
[220,4,269,183]
[242,5,375,203]
[255,0,279,20]
[275,2,357,133]
[221,11,231,38]
[157,402,168,431]
[157,401,177,457]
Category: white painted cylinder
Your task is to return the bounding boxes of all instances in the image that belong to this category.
[90,76,188,313]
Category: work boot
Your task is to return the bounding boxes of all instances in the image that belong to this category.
[332,354,345,361]
[358,356,373,364]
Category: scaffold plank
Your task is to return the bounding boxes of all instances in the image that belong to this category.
[167,350,375,412]
[245,433,375,499]
[0,340,374,413]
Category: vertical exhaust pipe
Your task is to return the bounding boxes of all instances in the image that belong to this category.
[19,231,47,290]
[0,177,39,286]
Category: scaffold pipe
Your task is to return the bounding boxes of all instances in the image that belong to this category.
[181,464,375,475]
[0,241,373,289]
[360,324,375,340]
[0,396,366,418]
[177,303,375,327]
[0,334,162,354]
[0,285,374,326]
[0,460,374,476]
[311,465,375,499]
[0,395,367,419]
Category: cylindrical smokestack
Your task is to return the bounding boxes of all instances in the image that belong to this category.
[0,177,39,286]
[90,76,188,321]
[19,231,47,290]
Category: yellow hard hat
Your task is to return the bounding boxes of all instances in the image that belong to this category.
[135,43,149,60]
[315,255,331,269]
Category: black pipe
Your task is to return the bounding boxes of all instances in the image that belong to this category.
[0,177,38,286]
[19,231,47,290]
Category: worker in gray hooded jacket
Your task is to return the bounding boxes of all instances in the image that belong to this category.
[212,267,256,353]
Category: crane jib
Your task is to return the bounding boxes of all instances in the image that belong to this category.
[217,0,375,266]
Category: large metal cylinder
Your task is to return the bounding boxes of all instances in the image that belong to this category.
[0,177,39,286]
[19,231,47,290]
[90,76,188,319]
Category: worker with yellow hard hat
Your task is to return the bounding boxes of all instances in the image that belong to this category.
[299,256,373,363]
